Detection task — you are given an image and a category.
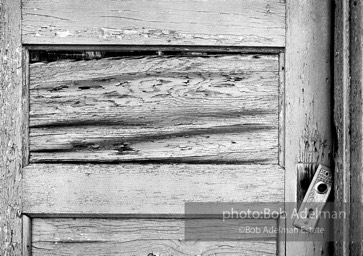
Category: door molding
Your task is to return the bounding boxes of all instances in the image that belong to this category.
[334,0,363,255]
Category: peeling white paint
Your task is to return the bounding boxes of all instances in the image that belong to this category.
[55,30,72,38]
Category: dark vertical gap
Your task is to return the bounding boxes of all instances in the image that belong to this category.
[328,1,336,255]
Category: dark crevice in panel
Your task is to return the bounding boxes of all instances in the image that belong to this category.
[28,159,272,165]
[29,49,281,63]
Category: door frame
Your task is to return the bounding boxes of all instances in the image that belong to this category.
[0,0,361,255]
[334,0,363,255]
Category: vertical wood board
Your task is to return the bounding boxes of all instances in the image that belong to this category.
[0,0,24,255]
[285,0,333,255]
[334,0,351,254]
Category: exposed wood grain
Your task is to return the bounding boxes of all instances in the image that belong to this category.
[285,0,333,255]
[29,55,279,164]
[0,0,24,255]
[349,0,363,254]
[23,49,30,166]
[334,0,351,255]
[22,0,286,47]
[32,218,277,256]
[23,164,284,216]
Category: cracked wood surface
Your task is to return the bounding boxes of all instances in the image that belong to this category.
[23,164,284,215]
[0,0,25,255]
[32,218,278,255]
[29,55,279,163]
[22,0,286,47]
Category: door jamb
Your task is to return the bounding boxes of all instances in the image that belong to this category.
[334,0,362,255]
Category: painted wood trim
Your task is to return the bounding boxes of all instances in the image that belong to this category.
[0,0,24,255]
[22,0,286,47]
[285,1,333,255]
[23,164,284,216]
[22,216,32,256]
[32,218,278,255]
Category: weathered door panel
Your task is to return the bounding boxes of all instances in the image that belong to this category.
[29,55,279,163]
[25,52,285,255]
[31,218,278,255]
[19,0,333,255]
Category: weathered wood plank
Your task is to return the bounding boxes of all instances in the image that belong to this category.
[0,0,24,255]
[32,218,278,256]
[22,0,286,47]
[285,0,333,255]
[29,54,278,86]
[23,164,284,215]
[334,0,351,255]
[334,1,363,254]
[349,0,363,254]
[29,55,279,164]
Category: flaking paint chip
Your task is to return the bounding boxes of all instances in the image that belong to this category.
[55,30,72,38]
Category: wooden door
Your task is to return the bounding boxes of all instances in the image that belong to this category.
[0,0,333,255]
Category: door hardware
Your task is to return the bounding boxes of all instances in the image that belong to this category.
[293,164,332,232]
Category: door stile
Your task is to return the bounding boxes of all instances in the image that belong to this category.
[285,0,333,255]
[0,0,24,255]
